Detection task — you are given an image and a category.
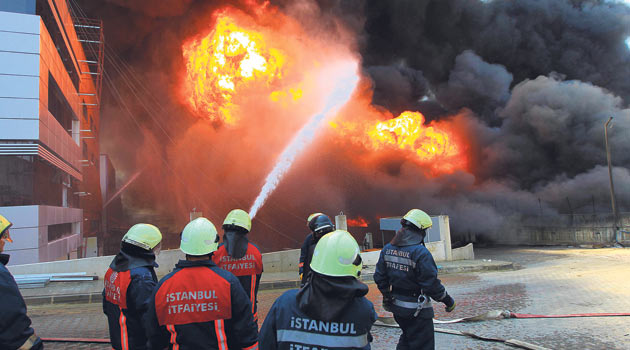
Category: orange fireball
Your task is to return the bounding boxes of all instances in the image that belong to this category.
[182,12,286,125]
[348,217,369,227]
[331,111,467,175]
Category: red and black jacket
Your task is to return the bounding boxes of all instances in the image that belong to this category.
[103,248,158,350]
[212,243,263,322]
[145,259,259,350]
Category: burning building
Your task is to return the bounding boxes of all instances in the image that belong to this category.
[72,0,630,252]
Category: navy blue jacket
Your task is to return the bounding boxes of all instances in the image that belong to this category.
[144,259,258,350]
[212,242,263,321]
[103,249,158,350]
[0,254,43,350]
[298,233,315,285]
[260,289,376,350]
[373,230,447,318]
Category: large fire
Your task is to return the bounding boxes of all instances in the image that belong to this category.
[182,12,286,125]
[177,3,469,228]
[348,217,369,227]
[330,111,467,175]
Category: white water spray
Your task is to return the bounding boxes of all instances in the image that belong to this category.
[249,62,359,218]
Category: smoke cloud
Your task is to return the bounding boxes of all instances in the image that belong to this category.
[75,0,630,249]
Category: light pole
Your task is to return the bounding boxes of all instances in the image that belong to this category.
[604,117,619,244]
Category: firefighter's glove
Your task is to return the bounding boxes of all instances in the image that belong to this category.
[380,289,394,312]
[442,294,456,312]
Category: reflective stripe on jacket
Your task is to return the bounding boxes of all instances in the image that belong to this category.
[145,259,258,350]
[373,242,447,318]
[212,242,263,320]
[259,289,376,350]
[103,263,157,350]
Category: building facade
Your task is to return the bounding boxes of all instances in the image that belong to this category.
[0,0,103,264]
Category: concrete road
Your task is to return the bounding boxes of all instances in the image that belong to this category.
[28,247,630,349]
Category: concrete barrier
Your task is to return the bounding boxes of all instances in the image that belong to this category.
[8,249,185,278]
[9,242,472,278]
[451,243,474,261]
[261,249,300,273]
[9,248,306,278]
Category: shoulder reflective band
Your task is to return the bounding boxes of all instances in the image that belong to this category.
[393,298,432,309]
[276,329,368,348]
[383,255,416,268]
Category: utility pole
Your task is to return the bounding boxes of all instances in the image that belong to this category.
[604,117,619,244]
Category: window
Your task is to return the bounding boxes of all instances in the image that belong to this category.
[0,156,34,206]
[48,223,73,242]
[36,0,80,90]
[48,73,78,135]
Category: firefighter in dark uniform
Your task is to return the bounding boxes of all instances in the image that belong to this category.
[374,209,456,350]
[0,214,43,350]
[212,209,263,324]
[103,223,162,350]
[260,229,376,350]
[298,213,334,286]
[145,217,259,350]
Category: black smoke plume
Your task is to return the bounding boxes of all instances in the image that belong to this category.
[75,0,630,249]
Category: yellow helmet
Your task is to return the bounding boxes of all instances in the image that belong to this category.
[402,209,432,230]
[310,230,362,278]
[122,223,162,250]
[180,217,219,256]
[0,214,13,242]
[223,209,251,232]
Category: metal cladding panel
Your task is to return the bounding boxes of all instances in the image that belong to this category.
[0,205,39,228]
[0,74,38,98]
[5,248,39,265]
[0,10,40,34]
[2,227,38,250]
[379,216,441,243]
[0,51,39,76]
[0,97,39,119]
[38,206,82,226]
[0,119,39,139]
[0,0,36,15]
[0,31,39,54]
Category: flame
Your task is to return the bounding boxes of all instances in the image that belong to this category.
[182,12,286,125]
[332,111,467,175]
[348,217,369,227]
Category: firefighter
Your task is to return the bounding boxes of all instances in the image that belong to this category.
[145,217,258,350]
[298,213,334,286]
[103,223,162,350]
[373,209,456,350]
[212,209,263,324]
[260,229,376,350]
[0,214,43,350]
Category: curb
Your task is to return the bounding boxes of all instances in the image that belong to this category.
[24,261,514,306]
[437,261,515,274]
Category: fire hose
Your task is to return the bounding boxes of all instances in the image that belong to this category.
[374,310,630,350]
